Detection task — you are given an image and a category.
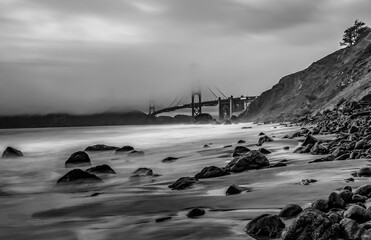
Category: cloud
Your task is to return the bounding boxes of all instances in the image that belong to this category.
[0,0,371,115]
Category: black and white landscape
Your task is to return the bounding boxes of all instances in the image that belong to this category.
[1,1,371,240]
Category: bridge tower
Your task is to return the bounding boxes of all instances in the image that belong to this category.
[191,89,202,117]
[149,100,155,115]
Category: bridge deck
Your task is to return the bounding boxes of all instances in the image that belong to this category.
[151,96,257,115]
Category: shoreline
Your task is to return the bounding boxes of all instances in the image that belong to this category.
[1,120,371,239]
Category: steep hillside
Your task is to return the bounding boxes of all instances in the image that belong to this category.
[243,29,371,122]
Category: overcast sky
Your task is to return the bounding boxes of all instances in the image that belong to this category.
[0,0,370,115]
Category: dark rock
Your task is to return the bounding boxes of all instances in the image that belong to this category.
[300,179,317,185]
[259,132,265,136]
[258,148,271,154]
[203,144,210,148]
[225,150,269,173]
[132,168,153,177]
[339,190,353,203]
[355,140,365,150]
[282,208,339,240]
[162,157,178,163]
[349,125,360,134]
[270,162,287,168]
[328,192,345,209]
[246,214,285,238]
[344,205,370,223]
[155,216,172,223]
[309,155,335,163]
[86,164,116,174]
[194,166,228,179]
[115,145,135,153]
[65,151,91,168]
[84,144,118,151]
[302,134,318,146]
[56,169,101,185]
[312,199,328,212]
[1,147,23,158]
[357,167,371,177]
[223,145,232,148]
[91,192,103,197]
[278,204,303,219]
[187,208,205,218]
[339,218,365,240]
[242,126,252,129]
[237,140,245,144]
[354,185,371,196]
[352,194,367,203]
[226,184,243,195]
[283,146,290,150]
[233,146,250,155]
[168,177,198,190]
[128,150,144,156]
[335,153,350,160]
[257,135,273,146]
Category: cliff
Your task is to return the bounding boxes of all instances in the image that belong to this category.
[243,28,371,122]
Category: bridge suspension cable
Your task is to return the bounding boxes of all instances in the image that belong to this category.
[207,87,219,100]
[174,95,184,106]
[167,95,180,108]
[214,85,227,99]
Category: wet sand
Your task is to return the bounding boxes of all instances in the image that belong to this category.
[1,123,370,240]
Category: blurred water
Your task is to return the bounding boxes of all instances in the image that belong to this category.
[0,123,304,240]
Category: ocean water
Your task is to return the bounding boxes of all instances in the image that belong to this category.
[0,123,356,240]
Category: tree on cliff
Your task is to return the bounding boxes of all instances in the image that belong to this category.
[340,20,368,47]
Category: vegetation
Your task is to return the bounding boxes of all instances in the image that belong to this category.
[340,20,368,47]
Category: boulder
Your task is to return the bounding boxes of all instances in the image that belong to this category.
[168,177,198,190]
[84,144,118,151]
[86,164,116,174]
[225,150,269,173]
[357,167,371,177]
[226,184,243,195]
[56,169,101,185]
[257,135,273,146]
[354,185,371,196]
[278,204,303,219]
[187,208,205,218]
[258,148,271,154]
[194,166,229,179]
[302,134,318,146]
[339,189,353,204]
[115,145,134,153]
[65,151,91,168]
[132,168,153,177]
[344,205,371,223]
[237,140,246,144]
[339,218,365,240]
[233,146,250,156]
[349,125,360,134]
[162,157,178,163]
[312,199,328,212]
[246,214,285,238]
[1,147,23,158]
[282,208,339,240]
[328,192,345,209]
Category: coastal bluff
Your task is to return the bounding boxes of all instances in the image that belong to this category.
[242,28,371,123]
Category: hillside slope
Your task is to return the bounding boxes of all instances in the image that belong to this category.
[243,29,371,122]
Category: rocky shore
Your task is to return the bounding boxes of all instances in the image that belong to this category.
[3,108,371,239]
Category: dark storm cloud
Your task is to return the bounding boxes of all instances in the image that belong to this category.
[0,0,371,115]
